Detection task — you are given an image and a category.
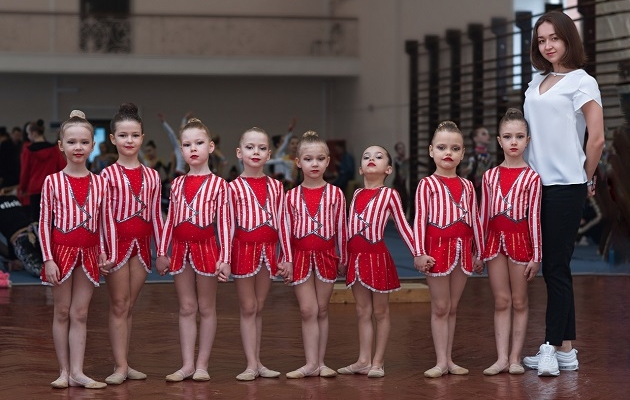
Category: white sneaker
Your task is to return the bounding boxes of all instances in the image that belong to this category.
[533,342,560,376]
[523,346,579,371]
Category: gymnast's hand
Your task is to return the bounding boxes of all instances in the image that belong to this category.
[216,262,231,282]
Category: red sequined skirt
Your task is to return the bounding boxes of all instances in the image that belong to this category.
[424,222,474,277]
[482,216,532,264]
[346,236,399,293]
[41,243,100,286]
[292,237,338,284]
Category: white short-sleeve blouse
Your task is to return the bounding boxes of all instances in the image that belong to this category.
[523,69,602,186]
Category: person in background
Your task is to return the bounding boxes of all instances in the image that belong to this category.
[0,195,43,277]
[460,125,494,202]
[19,119,66,222]
[89,142,116,174]
[11,126,24,153]
[268,117,298,188]
[393,141,410,217]
[157,112,188,178]
[142,140,171,184]
[575,196,603,246]
[209,134,228,178]
[521,11,605,377]
[331,141,355,195]
[0,127,21,192]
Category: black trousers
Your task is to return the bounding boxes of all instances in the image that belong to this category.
[541,184,586,346]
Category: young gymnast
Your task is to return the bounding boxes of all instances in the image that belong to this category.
[228,127,292,381]
[413,121,484,378]
[40,110,117,389]
[338,145,418,378]
[285,131,347,379]
[100,103,164,384]
[156,118,231,382]
[481,109,541,375]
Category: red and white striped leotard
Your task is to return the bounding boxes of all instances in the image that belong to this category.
[286,183,347,285]
[480,166,542,264]
[414,175,483,277]
[228,176,292,278]
[158,173,231,276]
[101,163,164,272]
[39,172,117,286]
[346,186,417,293]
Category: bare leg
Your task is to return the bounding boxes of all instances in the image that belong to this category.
[125,257,148,371]
[253,268,272,370]
[106,261,131,376]
[371,292,390,368]
[314,278,334,367]
[558,341,573,352]
[486,254,511,371]
[171,265,197,376]
[68,268,96,382]
[349,283,373,369]
[293,274,321,372]
[195,274,218,371]
[445,267,469,369]
[235,267,271,373]
[51,276,73,384]
[426,274,451,371]
[508,259,529,365]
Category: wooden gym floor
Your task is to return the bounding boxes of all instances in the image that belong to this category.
[1,275,628,399]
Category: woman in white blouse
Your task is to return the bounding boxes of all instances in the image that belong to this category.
[522,11,604,376]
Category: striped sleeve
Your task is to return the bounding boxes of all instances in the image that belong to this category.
[479,168,495,236]
[527,170,542,262]
[413,178,430,256]
[38,175,55,262]
[147,167,164,250]
[97,175,118,263]
[333,186,348,266]
[465,178,484,258]
[273,179,292,263]
[388,188,417,256]
[285,188,297,236]
[215,177,232,264]
[158,177,183,257]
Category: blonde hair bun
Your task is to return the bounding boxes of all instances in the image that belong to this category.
[302,130,319,139]
[69,110,86,119]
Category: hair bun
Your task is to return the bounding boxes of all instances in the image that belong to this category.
[118,102,138,115]
[437,120,458,130]
[505,108,524,118]
[187,117,202,124]
[69,110,86,119]
[302,130,319,139]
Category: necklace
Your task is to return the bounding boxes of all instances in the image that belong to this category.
[550,71,568,77]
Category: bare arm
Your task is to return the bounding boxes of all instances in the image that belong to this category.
[582,100,605,182]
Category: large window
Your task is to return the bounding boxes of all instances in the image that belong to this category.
[80,0,131,53]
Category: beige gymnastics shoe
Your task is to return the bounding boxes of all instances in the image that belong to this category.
[424,366,448,378]
[69,376,107,389]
